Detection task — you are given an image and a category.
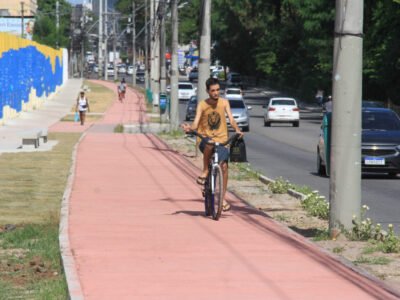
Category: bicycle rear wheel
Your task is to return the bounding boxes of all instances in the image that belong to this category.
[211,165,223,220]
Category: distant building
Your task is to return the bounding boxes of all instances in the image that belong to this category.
[0,0,37,17]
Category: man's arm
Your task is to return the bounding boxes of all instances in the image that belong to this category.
[224,99,243,135]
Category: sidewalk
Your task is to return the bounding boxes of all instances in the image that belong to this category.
[0,79,83,152]
[65,81,400,299]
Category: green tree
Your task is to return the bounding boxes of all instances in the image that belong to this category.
[33,0,71,48]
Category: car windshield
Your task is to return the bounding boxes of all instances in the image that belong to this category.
[362,101,385,108]
[179,84,193,90]
[362,111,400,131]
[230,76,241,82]
[271,100,296,106]
[226,90,241,95]
[229,100,245,109]
[189,97,197,104]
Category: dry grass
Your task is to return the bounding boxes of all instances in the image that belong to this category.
[69,80,115,113]
[0,132,81,224]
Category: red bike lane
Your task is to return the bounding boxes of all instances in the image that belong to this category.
[67,81,399,299]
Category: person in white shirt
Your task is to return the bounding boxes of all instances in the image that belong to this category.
[324,95,332,113]
[76,91,90,125]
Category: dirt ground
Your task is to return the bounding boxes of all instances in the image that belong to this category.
[159,133,400,293]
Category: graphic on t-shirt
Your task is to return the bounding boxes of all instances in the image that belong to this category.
[208,111,221,130]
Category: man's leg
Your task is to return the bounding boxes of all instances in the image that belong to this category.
[201,144,213,178]
[220,161,228,205]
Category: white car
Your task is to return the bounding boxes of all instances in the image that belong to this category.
[263,97,300,127]
[106,67,115,77]
[118,65,127,74]
[127,66,134,75]
[178,82,197,101]
[225,88,243,100]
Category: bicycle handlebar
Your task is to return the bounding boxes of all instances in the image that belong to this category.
[187,131,241,147]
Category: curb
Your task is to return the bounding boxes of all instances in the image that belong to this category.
[59,132,87,300]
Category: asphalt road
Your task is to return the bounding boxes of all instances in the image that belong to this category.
[178,85,400,228]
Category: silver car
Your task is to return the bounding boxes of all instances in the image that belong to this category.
[226,97,252,132]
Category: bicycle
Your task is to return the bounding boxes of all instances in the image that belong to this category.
[189,131,240,220]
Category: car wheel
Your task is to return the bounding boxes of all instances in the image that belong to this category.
[317,150,327,177]
[265,121,271,127]
[293,121,300,127]
[388,172,398,178]
[243,125,250,132]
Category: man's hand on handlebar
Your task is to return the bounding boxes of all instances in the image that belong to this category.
[180,123,192,133]
[235,128,244,139]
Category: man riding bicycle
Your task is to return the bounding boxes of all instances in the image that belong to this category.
[181,77,243,211]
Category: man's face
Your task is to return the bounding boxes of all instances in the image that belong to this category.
[207,84,220,101]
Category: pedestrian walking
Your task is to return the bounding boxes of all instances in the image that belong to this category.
[118,78,126,102]
[76,91,90,126]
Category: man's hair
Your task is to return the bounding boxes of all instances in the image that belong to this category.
[206,77,220,90]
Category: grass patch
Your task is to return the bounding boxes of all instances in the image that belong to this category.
[0,132,81,297]
[333,246,345,254]
[354,256,392,265]
[311,229,330,241]
[114,124,124,133]
[230,163,260,181]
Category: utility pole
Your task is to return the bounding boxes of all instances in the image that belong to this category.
[56,0,60,48]
[81,7,85,78]
[113,16,118,81]
[329,0,364,235]
[159,0,166,94]
[170,0,179,130]
[144,0,149,89]
[197,0,211,101]
[20,2,24,38]
[151,0,160,108]
[98,0,103,78]
[132,1,136,86]
[104,0,109,80]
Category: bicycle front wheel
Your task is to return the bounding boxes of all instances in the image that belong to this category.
[211,165,224,220]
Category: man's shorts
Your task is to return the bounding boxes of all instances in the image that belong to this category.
[199,138,229,163]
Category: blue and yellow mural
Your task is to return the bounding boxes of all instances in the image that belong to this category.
[0,33,65,122]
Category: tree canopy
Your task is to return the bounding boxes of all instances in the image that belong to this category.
[178,0,400,103]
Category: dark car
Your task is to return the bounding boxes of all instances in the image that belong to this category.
[136,71,145,83]
[362,101,385,108]
[226,72,243,89]
[189,69,198,82]
[185,96,197,121]
[317,108,400,177]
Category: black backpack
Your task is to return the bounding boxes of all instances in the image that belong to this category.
[230,138,247,162]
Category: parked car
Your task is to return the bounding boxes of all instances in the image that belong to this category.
[93,65,99,73]
[178,82,196,101]
[317,108,400,177]
[225,88,243,100]
[127,65,134,75]
[118,64,127,74]
[226,97,251,132]
[185,96,198,121]
[362,100,385,108]
[188,69,198,82]
[226,72,243,89]
[136,71,145,83]
[107,67,114,77]
[263,97,300,127]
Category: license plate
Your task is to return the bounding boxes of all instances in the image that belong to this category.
[365,157,385,165]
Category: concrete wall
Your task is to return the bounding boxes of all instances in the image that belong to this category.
[0,33,68,124]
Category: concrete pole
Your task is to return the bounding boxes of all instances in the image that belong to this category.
[329,0,364,235]
[20,2,24,38]
[132,1,136,86]
[152,1,160,108]
[170,0,179,130]
[104,0,108,80]
[150,0,154,91]
[197,0,211,101]
[98,0,103,78]
[144,0,149,89]
[81,7,85,78]
[56,0,59,48]
[159,0,166,94]
[113,16,118,81]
